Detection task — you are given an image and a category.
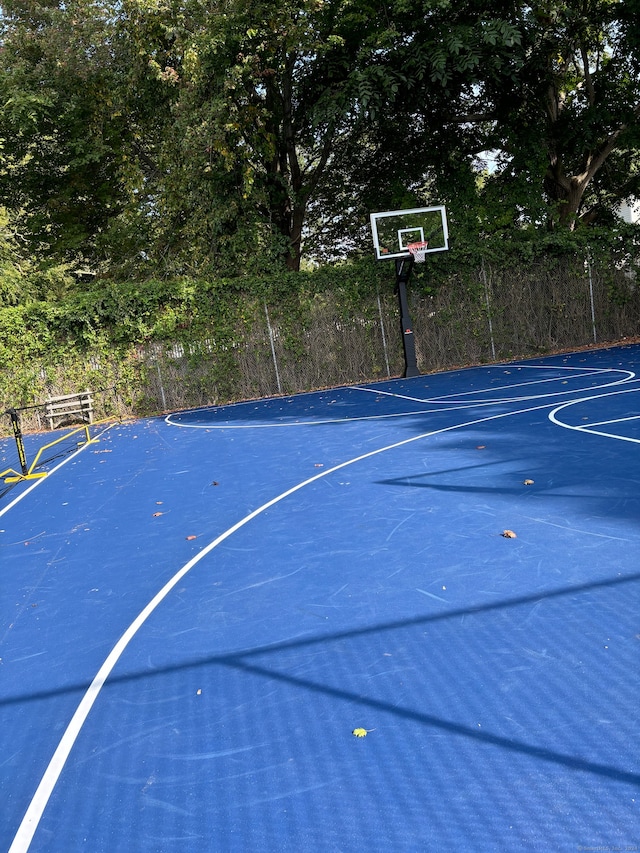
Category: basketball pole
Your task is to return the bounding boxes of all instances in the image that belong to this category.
[395,258,420,377]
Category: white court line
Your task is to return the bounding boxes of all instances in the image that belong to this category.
[549,387,640,445]
[574,414,640,429]
[165,399,539,429]
[0,423,115,519]
[573,429,640,444]
[166,404,471,429]
[355,367,634,404]
[10,396,571,853]
[165,367,636,430]
[11,376,640,850]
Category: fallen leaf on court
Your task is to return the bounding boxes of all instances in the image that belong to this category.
[186,535,197,541]
[502,530,517,538]
[523,479,534,485]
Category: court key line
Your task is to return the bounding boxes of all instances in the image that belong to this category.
[165,367,636,430]
[355,366,634,405]
[4,393,629,851]
[549,385,640,444]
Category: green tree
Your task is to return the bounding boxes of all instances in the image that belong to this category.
[0,206,76,303]
[1,0,412,274]
[316,0,640,241]
[0,207,29,304]
[3,0,639,281]
[0,0,171,268]
[131,0,411,272]
[395,0,640,231]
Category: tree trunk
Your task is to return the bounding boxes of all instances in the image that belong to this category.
[268,192,303,271]
[544,157,589,229]
[286,206,304,271]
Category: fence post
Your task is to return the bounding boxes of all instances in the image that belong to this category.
[481,258,497,360]
[585,252,597,343]
[376,289,391,378]
[153,345,167,411]
[264,302,282,394]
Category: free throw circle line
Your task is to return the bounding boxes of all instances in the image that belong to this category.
[549,386,640,444]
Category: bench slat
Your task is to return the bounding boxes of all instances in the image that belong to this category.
[45,391,94,429]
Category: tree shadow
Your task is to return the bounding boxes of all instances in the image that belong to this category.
[3,569,639,787]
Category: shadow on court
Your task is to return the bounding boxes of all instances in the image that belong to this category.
[2,344,640,852]
[2,571,638,786]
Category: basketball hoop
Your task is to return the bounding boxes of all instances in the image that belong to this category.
[407,241,428,263]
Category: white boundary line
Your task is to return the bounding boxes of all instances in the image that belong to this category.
[166,404,474,429]
[355,367,634,404]
[10,397,567,852]
[575,414,640,429]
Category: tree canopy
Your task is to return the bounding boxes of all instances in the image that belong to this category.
[1,0,639,279]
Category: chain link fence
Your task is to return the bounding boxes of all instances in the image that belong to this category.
[139,256,640,413]
[136,288,403,414]
[3,255,640,437]
[410,256,640,370]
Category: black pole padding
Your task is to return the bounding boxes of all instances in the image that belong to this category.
[8,408,29,475]
[395,258,420,378]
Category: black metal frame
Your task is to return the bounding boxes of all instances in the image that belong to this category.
[7,408,29,476]
[395,258,420,377]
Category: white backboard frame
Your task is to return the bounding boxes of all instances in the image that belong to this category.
[370,205,449,260]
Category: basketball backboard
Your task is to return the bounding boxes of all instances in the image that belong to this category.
[370,205,449,260]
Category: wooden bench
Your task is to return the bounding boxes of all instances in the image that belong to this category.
[45,391,94,430]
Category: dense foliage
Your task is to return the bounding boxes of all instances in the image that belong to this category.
[1,0,640,284]
[2,224,640,436]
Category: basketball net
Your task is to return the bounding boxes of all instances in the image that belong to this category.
[407,241,428,263]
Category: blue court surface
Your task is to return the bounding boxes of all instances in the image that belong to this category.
[1,344,639,852]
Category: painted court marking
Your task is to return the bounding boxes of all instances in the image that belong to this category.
[361,365,625,400]
[9,396,575,853]
[361,365,635,405]
[8,377,640,851]
[549,386,640,444]
[165,366,635,430]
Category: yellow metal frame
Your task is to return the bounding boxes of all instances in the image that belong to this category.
[2,423,99,483]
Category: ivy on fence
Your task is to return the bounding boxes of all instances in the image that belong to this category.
[1,236,640,436]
